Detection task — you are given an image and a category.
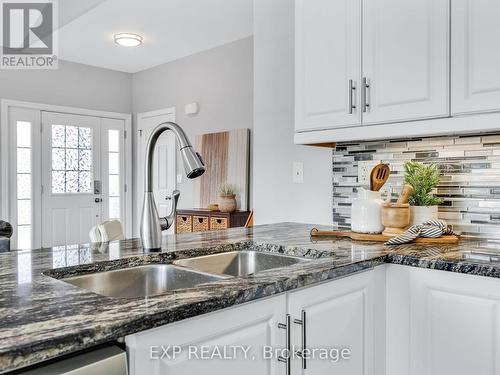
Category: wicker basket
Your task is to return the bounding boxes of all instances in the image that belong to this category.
[193,216,209,232]
[210,217,228,231]
[176,215,192,233]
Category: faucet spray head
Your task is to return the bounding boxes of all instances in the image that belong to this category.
[180,146,205,179]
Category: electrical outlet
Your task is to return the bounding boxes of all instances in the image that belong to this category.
[358,160,381,186]
[293,162,304,183]
[176,174,183,184]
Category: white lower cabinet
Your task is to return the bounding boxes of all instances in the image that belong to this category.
[125,268,384,375]
[289,267,385,375]
[386,265,500,375]
[125,294,287,375]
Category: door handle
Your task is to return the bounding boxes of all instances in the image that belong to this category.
[94,198,102,203]
[94,180,101,195]
[362,77,370,112]
[278,314,291,375]
[348,79,356,114]
[293,310,307,370]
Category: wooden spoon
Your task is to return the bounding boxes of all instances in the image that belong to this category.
[370,163,390,191]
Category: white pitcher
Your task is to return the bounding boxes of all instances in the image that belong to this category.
[351,188,384,234]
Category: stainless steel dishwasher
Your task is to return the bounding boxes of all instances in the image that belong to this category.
[18,346,127,375]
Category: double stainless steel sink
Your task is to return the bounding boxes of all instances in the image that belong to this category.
[62,265,229,298]
[60,250,310,298]
[174,250,310,277]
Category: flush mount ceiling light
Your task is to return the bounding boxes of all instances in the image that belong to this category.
[114,33,143,47]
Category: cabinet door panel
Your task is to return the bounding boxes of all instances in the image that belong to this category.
[288,269,380,375]
[363,0,449,124]
[452,0,500,114]
[126,295,286,375]
[386,265,500,375]
[295,0,361,131]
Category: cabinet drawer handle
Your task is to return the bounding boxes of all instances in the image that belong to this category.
[348,79,356,114]
[293,310,307,370]
[198,217,204,223]
[216,219,222,224]
[362,77,370,112]
[278,314,291,375]
[181,216,188,222]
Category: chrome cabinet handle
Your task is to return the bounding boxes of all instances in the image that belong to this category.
[293,310,307,370]
[278,314,291,375]
[348,79,356,114]
[362,77,370,112]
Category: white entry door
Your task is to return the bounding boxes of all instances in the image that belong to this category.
[41,112,125,247]
[136,109,177,235]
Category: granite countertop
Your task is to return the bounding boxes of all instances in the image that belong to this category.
[2,222,500,373]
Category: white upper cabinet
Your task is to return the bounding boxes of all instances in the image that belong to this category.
[452,0,500,115]
[362,0,450,124]
[295,0,362,132]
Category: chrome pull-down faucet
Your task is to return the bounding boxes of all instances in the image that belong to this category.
[140,122,205,250]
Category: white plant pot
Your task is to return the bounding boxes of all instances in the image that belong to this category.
[410,206,439,226]
[351,188,384,234]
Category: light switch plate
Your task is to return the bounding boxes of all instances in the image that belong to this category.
[293,162,304,184]
[358,160,381,186]
[185,102,199,115]
[176,174,183,184]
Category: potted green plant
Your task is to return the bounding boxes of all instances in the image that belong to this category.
[218,183,238,213]
[403,161,443,225]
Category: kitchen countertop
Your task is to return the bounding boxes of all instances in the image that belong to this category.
[2,222,500,373]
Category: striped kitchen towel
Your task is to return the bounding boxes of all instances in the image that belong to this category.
[385,220,454,245]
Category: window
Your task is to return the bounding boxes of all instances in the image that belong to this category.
[51,125,92,194]
[16,121,32,249]
[108,129,120,219]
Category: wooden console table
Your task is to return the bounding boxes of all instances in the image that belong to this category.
[176,209,251,233]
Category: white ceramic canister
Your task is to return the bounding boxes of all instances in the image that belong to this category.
[351,188,384,234]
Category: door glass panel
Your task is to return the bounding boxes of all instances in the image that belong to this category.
[17,148,31,173]
[109,197,120,220]
[66,171,79,193]
[109,175,120,197]
[108,129,121,220]
[16,121,32,249]
[108,152,119,174]
[51,125,93,194]
[79,171,91,192]
[108,130,119,152]
[17,200,31,225]
[51,171,65,193]
[51,125,65,147]
[17,226,31,250]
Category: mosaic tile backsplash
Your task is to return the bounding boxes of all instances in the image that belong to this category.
[332,133,500,239]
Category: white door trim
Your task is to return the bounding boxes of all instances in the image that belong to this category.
[135,107,176,236]
[0,99,133,242]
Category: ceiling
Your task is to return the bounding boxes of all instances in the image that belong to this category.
[57,0,253,73]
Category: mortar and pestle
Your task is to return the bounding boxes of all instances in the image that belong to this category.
[381,184,414,237]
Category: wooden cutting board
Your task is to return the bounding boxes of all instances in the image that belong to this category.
[310,228,459,244]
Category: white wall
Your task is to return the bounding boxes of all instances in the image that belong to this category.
[253,0,332,225]
[132,37,254,213]
[0,60,132,113]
